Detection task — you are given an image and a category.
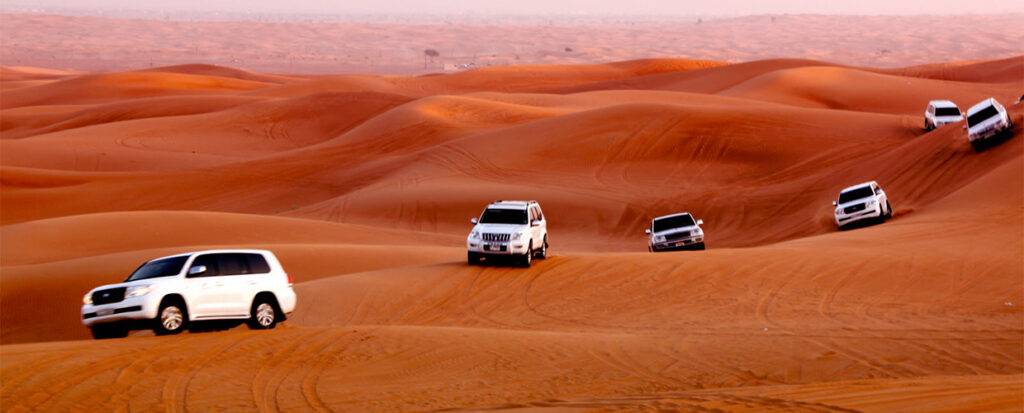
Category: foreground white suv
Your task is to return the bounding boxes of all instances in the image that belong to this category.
[646,212,705,252]
[81,249,296,339]
[467,200,548,267]
[833,181,892,229]
[923,100,963,131]
[966,98,1013,151]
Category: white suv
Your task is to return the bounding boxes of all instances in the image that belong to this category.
[923,100,963,131]
[833,181,892,229]
[646,212,705,252]
[466,200,548,267]
[966,98,1013,151]
[81,249,296,339]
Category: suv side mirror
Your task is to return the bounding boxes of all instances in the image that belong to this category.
[188,265,207,276]
[530,219,541,227]
[832,201,837,206]
[470,217,478,225]
[696,219,704,225]
[645,228,651,235]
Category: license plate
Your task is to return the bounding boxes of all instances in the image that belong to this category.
[97,309,114,316]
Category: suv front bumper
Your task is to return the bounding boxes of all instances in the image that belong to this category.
[651,235,704,251]
[835,205,882,227]
[81,295,160,327]
[467,240,529,255]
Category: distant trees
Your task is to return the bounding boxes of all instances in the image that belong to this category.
[423,49,440,68]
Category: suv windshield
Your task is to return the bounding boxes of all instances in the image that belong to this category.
[479,208,528,225]
[838,186,874,204]
[935,107,961,117]
[652,214,696,232]
[126,256,189,282]
[967,105,999,127]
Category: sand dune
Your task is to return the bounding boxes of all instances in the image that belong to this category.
[1,55,1022,411]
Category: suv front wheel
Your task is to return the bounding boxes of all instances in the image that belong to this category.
[154,299,188,335]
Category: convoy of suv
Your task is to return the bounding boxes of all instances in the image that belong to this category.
[79,96,1016,339]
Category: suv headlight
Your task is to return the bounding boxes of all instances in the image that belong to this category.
[511,231,526,241]
[866,199,877,206]
[82,293,93,305]
[125,285,154,298]
[469,230,480,239]
[654,235,666,242]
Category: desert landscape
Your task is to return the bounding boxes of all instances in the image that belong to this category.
[1,12,1023,73]
[1,10,1023,412]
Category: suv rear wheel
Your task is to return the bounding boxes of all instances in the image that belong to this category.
[248,297,280,329]
[154,299,188,335]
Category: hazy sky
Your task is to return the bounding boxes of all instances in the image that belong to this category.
[11,0,1023,15]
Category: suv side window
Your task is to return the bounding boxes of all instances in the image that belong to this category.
[189,254,221,277]
[216,254,248,276]
[533,206,544,221]
[244,254,271,274]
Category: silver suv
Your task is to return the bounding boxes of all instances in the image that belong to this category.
[647,212,706,252]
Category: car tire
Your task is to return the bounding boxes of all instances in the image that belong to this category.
[924,120,932,131]
[90,323,128,340]
[248,297,280,330]
[884,201,893,219]
[970,139,984,152]
[521,241,533,267]
[467,251,481,265]
[535,236,548,259]
[154,299,188,336]
[695,242,706,250]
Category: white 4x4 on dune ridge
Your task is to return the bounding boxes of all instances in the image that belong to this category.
[923,100,963,131]
[833,181,892,229]
[467,200,548,267]
[966,98,1013,151]
[81,249,296,339]
[647,212,705,252]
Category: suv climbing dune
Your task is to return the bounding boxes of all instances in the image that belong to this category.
[466,200,549,267]
[833,181,892,229]
[81,249,296,339]
[923,100,963,131]
[966,98,1014,151]
[646,212,706,252]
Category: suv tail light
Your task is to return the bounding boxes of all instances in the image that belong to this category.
[286,273,293,286]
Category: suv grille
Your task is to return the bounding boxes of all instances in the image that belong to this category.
[92,287,127,305]
[665,231,691,241]
[482,233,511,242]
[844,204,867,214]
